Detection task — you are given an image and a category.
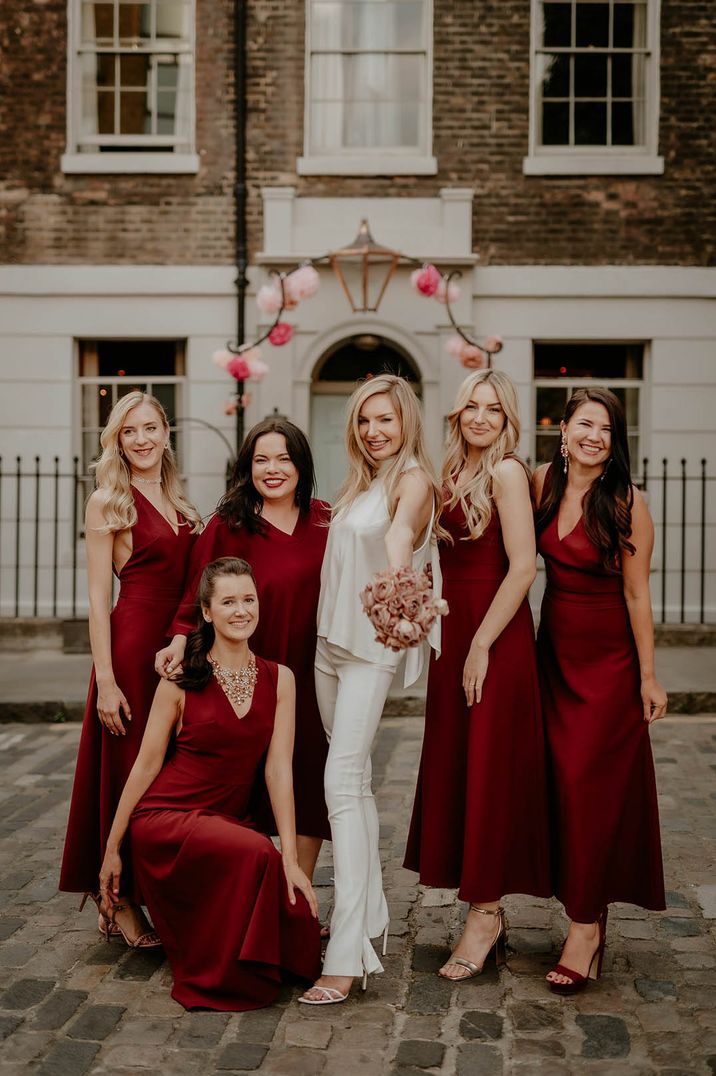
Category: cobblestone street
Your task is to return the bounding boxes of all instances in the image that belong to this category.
[0,715,715,1075]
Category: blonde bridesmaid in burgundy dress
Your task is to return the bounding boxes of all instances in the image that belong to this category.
[534,387,666,995]
[99,558,321,1010]
[60,391,200,946]
[405,370,551,981]
[155,417,330,880]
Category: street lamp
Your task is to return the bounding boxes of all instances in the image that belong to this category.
[328,219,401,314]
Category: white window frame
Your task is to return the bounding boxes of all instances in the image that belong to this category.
[530,341,646,470]
[298,0,437,176]
[62,0,199,174]
[523,0,663,175]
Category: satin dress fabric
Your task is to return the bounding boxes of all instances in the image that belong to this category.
[60,489,195,902]
[170,502,330,841]
[537,504,666,921]
[404,502,552,902]
[130,658,322,1011]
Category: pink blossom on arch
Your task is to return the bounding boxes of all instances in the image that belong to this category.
[434,278,461,305]
[445,335,465,357]
[268,322,294,347]
[212,348,234,370]
[284,265,320,303]
[459,345,487,370]
[226,355,251,381]
[410,263,441,297]
[223,398,238,416]
[483,335,503,355]
[256,284,283,316]
[246,355,270,382]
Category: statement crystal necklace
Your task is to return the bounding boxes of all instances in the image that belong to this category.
[132,476,162,486]
[208,652,258,708]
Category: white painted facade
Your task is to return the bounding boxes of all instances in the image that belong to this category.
[0,188,715,620]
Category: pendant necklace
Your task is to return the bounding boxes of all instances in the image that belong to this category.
[208,652,258,708]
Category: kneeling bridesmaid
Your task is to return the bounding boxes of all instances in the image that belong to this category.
[405,370,551,981]
[99,557,321,1011]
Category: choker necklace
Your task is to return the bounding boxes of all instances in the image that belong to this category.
[132,476,162,486]
[208,652,258,708]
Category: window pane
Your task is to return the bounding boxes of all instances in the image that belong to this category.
[574,54,607,98]
[312,54,423,102]
[155,1,191,40]
[94,341,179,376]
[310,1,424,50]
[575,2,609,47]
[118,2,152,45]
[612,100,636,144]
[120,54,149,88]
[535,432,560,466]
[534,344,644,379]
[119,90,148,134]
[540,53,570,98]
[614,2,646,47]
[611,53,633,97]
[536,386,570,428]
[541,2,572,47]
[541,101,569,144]
[575,101,606,144]
[81,2,114,44]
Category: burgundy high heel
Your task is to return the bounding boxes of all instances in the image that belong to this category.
[548,909,608,996]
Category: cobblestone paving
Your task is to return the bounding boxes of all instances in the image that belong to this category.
[0,716,715,1075]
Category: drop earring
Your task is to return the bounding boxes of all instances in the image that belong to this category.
[560,432,569,474]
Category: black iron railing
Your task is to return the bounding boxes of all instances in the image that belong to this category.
[0,455,713,623]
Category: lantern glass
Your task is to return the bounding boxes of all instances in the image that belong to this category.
[329,220,400,313]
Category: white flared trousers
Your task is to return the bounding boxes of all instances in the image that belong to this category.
[315,637,394,977]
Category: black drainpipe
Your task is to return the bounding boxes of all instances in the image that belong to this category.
[233,0,248,453]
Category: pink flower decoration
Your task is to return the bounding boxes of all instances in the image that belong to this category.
[434,278,461,305]
[223,399,238,416]
[285,265,320,303]
[240,392,252,408]
[459,345,487,370]
[212,348,234,370]
[410,263,441,297]
[247,356,270,382]
[226,355,251,381]
[268,322,294,347]
[256,284,283,316]
[445,335,465,357]
[483,335,503,354]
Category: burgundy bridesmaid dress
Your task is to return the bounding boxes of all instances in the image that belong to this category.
[60,489,195,902]
[169,501,330,841]
[404,502,552,902]
[537,498,666,922]
[130,658,322,1011]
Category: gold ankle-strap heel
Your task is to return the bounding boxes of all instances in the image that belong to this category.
[438,905,508,981]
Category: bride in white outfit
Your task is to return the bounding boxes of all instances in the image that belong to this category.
[300,374,442,1005]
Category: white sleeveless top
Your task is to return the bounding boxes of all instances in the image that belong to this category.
[317,463,442,687]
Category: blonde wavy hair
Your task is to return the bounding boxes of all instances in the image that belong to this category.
[91,391,202,534]
[333,374,441,524]
[443,370,521,541]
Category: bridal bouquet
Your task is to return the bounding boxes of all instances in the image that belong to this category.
[360,566,448,652]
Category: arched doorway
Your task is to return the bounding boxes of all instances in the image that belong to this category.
[310,334,421,502]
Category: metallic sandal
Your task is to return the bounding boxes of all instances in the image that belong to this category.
[438,905,508,981]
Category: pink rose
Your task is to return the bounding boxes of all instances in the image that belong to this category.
[256,284,283,316]
[410,264,441,297]
[434,278,461,305]
[268,322,294,347]
[459,345,487,370]
[483,335,503,355]
[212,348,234,370]
[227,355,251,380]
[223,399,238,416]
[395,619,422,647]
[373,576,397,603]
[285,265,320,302]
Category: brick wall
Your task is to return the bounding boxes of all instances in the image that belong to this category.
[1,1,713,266]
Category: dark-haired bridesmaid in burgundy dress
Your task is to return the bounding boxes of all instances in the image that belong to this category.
[60,391,200,946]
[534,387,666,996]
[405,370,551,981]
[99,557,321,1011]
[155,417,330,880]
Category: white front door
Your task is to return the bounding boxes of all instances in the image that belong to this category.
[310,393,349,505]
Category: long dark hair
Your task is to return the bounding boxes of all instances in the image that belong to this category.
[216,418,316,533]
[175,557,256,692]
[535,387,635,568]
